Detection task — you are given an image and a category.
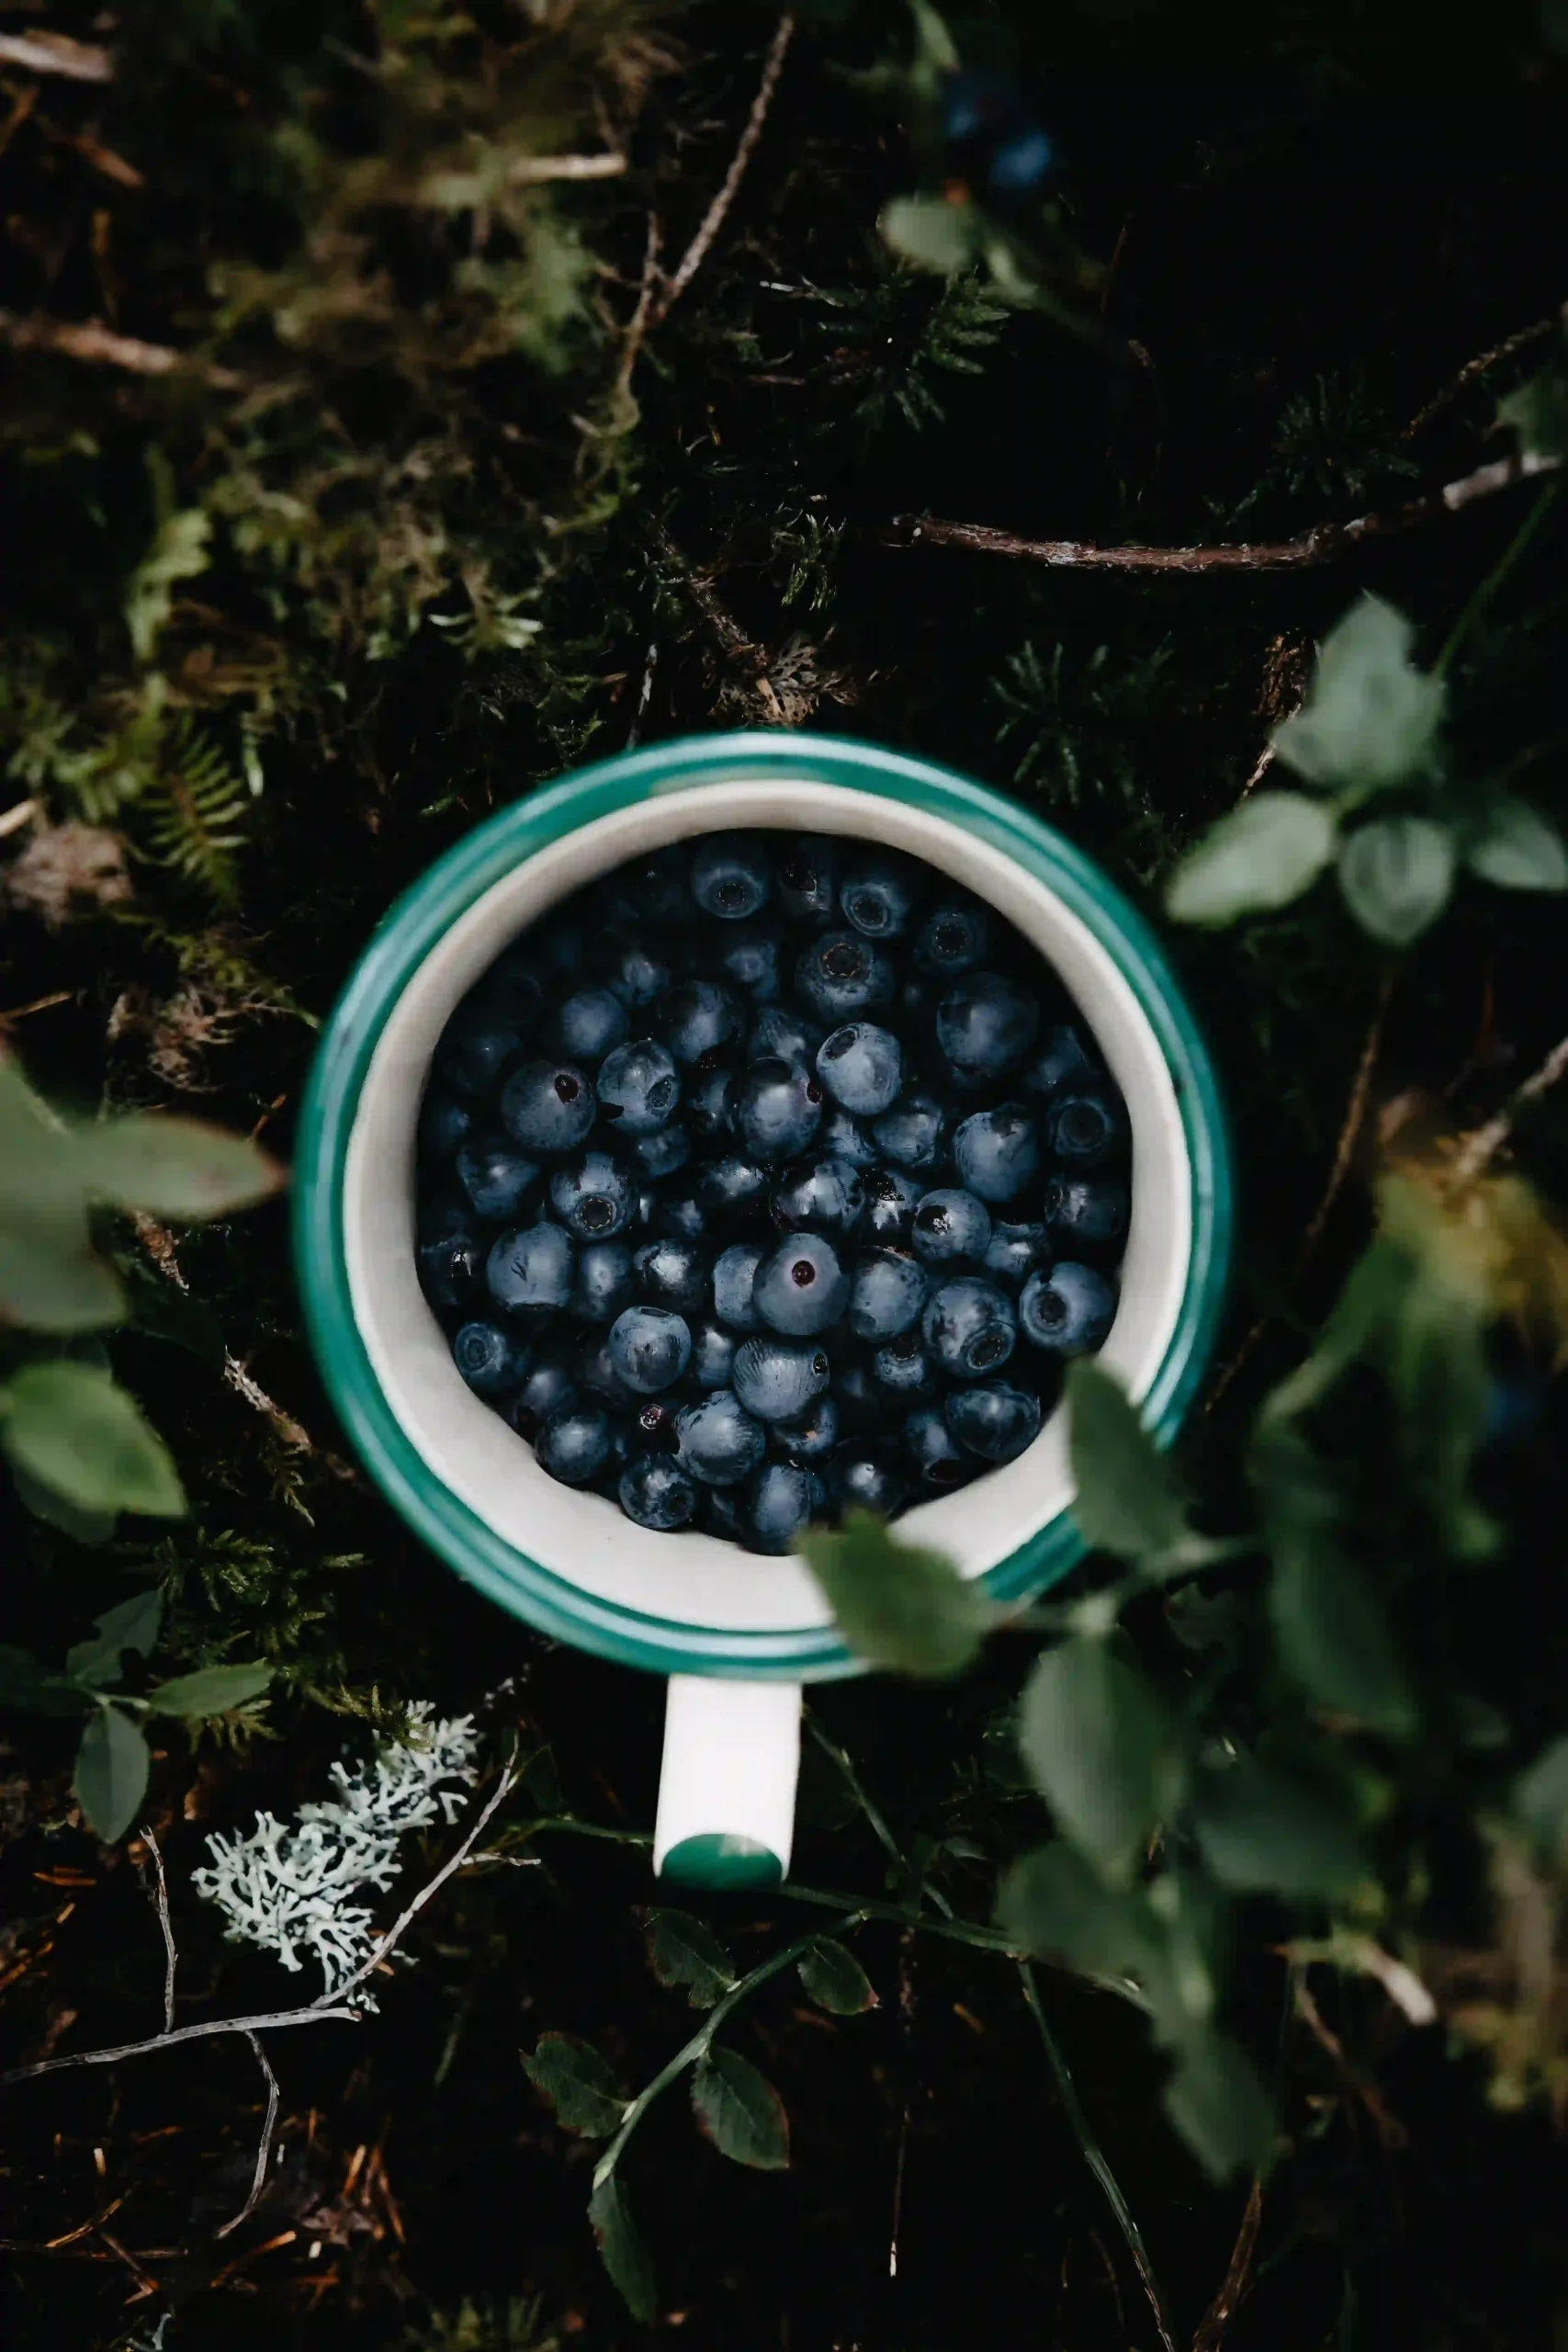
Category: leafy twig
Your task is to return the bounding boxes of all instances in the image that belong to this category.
[214,2033,280,2240]
[651,16,796,327]
[140,1825,177,2035]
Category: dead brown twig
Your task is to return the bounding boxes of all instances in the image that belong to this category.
[214,2033,281,2241]
[0,30,112,81]
[1190,2174,1264,2352]
[0,309,243,387]
[1402,301,1568,442]
[650,15,795,329]
[140,1826,177,2035]
[654,526,785,721]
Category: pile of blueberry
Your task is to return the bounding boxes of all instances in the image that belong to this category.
[415,831,1130,1555]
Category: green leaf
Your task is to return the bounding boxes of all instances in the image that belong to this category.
[1465,796,1568,891]
[0,1361,186,1518]
[1338,817,1454,945]
[524,2032,627,2138]
[642,1908,737,2008]
[588,2175,656,2323]
[691,2048,791,2170]
[1273,594,1445,794]
[0,1645,93,1715]
[1164,793,1337,928]
[998,1840,1168,1982]
[1066,1360,1188,1560]
[1516,1736,1568,1855]
[76,1116,283,1219]
[145,1660,273,1717]
[1017,1641,1180,1883]
[1163,2032,1275,2181]
[13,1464,118,1545]
[1190,1758,1365,1897]
[65,1589,164,1687]
[1268,1544,1418,1741]
[125,501,210,663]
[797,1938,878,2016]
[1499,362,1568,458]
[73,1705,151,1842]
[797,1510,992,1679]
[881,194,976,275]
[0,1208,124,1333]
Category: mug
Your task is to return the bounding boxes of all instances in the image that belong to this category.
[294,732,1232,1889]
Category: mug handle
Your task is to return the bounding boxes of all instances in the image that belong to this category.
[653,1677,800,1889]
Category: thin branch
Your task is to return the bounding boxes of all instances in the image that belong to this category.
[652,15,795,327]
[881,449,1562,574]
[507,152,627,186]
[0,310,243,387]
[1,2006,362,2085]
[0,30,112,81]
[1297,972,1393,1259]
[1190,2174,1264,2352]
[654,526,786,720]
[140,1826,177,2035]
[1450,1029,1568,1187]
[1403,302,1567,441]
[214,2034,281,2240]
[611,210,663,405]
[0,797,38,840]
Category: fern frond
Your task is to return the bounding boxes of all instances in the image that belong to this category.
[142,715,249,906]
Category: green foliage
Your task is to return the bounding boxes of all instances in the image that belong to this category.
[796,1510,994,1677]
[691,2048,791,2170]
[1066,1359,1189,1561]
[73,1705,152,1845]
[0,1361,185,1519]
[587,2177,656,2325]
[1164,792,1337,926]
[1017,1641,1179,1885]
[524,2033,628,2139]
[993,639,1174,817]
[1336,814,1455,944]
[797,1938,877,2015]
[642,1909,737,2008]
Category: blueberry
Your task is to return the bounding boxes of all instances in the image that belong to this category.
[823,1106,878,1170]
[936,972,1039,1081]
[456,1132,541,1222]
[550,1149,635,1238]
[689,1317,739,1388]
[500,1060,596,1154]
[653,1188,707,1241]
[536,922,588,978]
[687,1064,739,1140]
[1044,1082,1129,1170]
[833,1357,883,1431]
[795,931,896,1023]
[1043,1172,1129,1255]
[691,833,772,922]
[776,835,839,925]
[597,1038,681,1136]
[577,1329,637,1405]
[984,1218,1051,1292]
[570,1241,636,1325]
[829,1441,908,1519]
[656,979,743,1067]
[921,1275,1018,1378]
[733,1336,831,1424]
[903,1405,977,1490]
[839,850,921,941]
[632,1396,682,1453]
[713,1241,766,1331]
[609,1306,692,1394]
[1023,1023,1095,1100]
[953,1105,1041,1204]
[771,1156,865,1241]
[911,1188,992,1269]
[943,1381,1043,1464]
[754,1233,851,1336]
[1020,1262,1117,1355]
[871,1091,950,1175]
[773,1390,840,1464]
[601,930,672,1009]
[435,994,525,1099]
[478,944,547,1025]
[486,1222,574,1315]
[626,846,696,926]
[715,922,784,1004]
[695,1152,772,1227]
[632,1121,693,1182]
[452,1319,533,1397]
[536,1401,615,1487]
[816,1022,903,1116]
[848,1250,930,1342]
[634,1237,709,1315]
[552,985,628,1064]
[419,1088,473,1160]
[703,1487,747,1541]
[737,1058,824,1161]
[913,898,991,977]
[862,1165,923,1245]
[505,1353,578,1437]
[872,1334,941,1400]
[750,1008,824,1070]
[675,1390,767,1486]
[744,1462,826,1554]
[619,1453,701,1532]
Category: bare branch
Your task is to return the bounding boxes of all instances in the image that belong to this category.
[1191,2175,1264,2352]
[612,211,663,405]
[507,152,627,185]
[625,640,659,749]
[1403,301,1568,441]
[652,15,795,326]
[140,1826,178,2035]
[1,2006,361,2086]
[0,311,243,387]
[214,2034,281,2240]
[1450,1030,1568,1187]
[0,31,112,82]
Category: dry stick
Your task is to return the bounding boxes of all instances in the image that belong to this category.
[0,309,243,387]
[625,639,659,749]
[611,211,663,405]
[214,2034,281,2241]
[1190,2174,1264,2352]
[1402,301,1568,442]
[0,30,113,81]
[655,526,786,721]
[1450,1029,1568,1187]
[650,15,796,328]
[507,152,627,186]
[882,449,1562,574]
[140,1826,178,2035]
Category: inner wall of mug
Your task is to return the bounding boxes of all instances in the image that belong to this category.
[343,776,1191,1635]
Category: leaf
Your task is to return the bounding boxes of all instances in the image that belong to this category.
[998,1840,1168,1982]
[1338,817,1454,945]
[1190,1758,1365,1897]
[125,502,210,663]
[1517,1736,1568,1855]
[588,2175,656,2323]
[1017,1641,1180,1883]
[1163,2033,1275,2181]
[0,1207,125,1332]
[73,1705,151,1842]
[797,1510,993,1679]
[1273,594,1445,794]
[1164,793,1337,928]
[1066,1360,1188,1560]
[881,194,976,275]
[13,1464,118,1544]
[145,1660,273,1717]
[797,1938,877,2016]
[65,1589,164,1686]
[1499,363,1568,458]
[642,1909,736,2008]
[691,2048,790,2170]
[1465,796,1568,892]
[1268,1544,1418,1741]
[77,1116,283,1218]
[0,1645,93,1716]
[524,2032,627,2137]
[0,1361,185,1518]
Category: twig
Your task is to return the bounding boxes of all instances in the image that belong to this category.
[0,2195,129,2253]
[654,526,785,720]
[651,16,795,327]
[1297,973,1393,1260]
[1403,302,1567,441]
[1450,1029,1568,1187]
[881,449,1562,573]
[140,1826,177,2035]
[507,153,627,186]
[1190,2174,1264,2352]
[1292,1974,1406,2150]
[0,30,113,81]
[625,639,659,749]
[0,310,243,388]
[1283,1936,1437,2028]
[214,2034,281,2240]
[612,211,663,405]
[1,2006,362,2085]
[0,797,39,840]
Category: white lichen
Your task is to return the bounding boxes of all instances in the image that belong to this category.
[192,1703,479,2005]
